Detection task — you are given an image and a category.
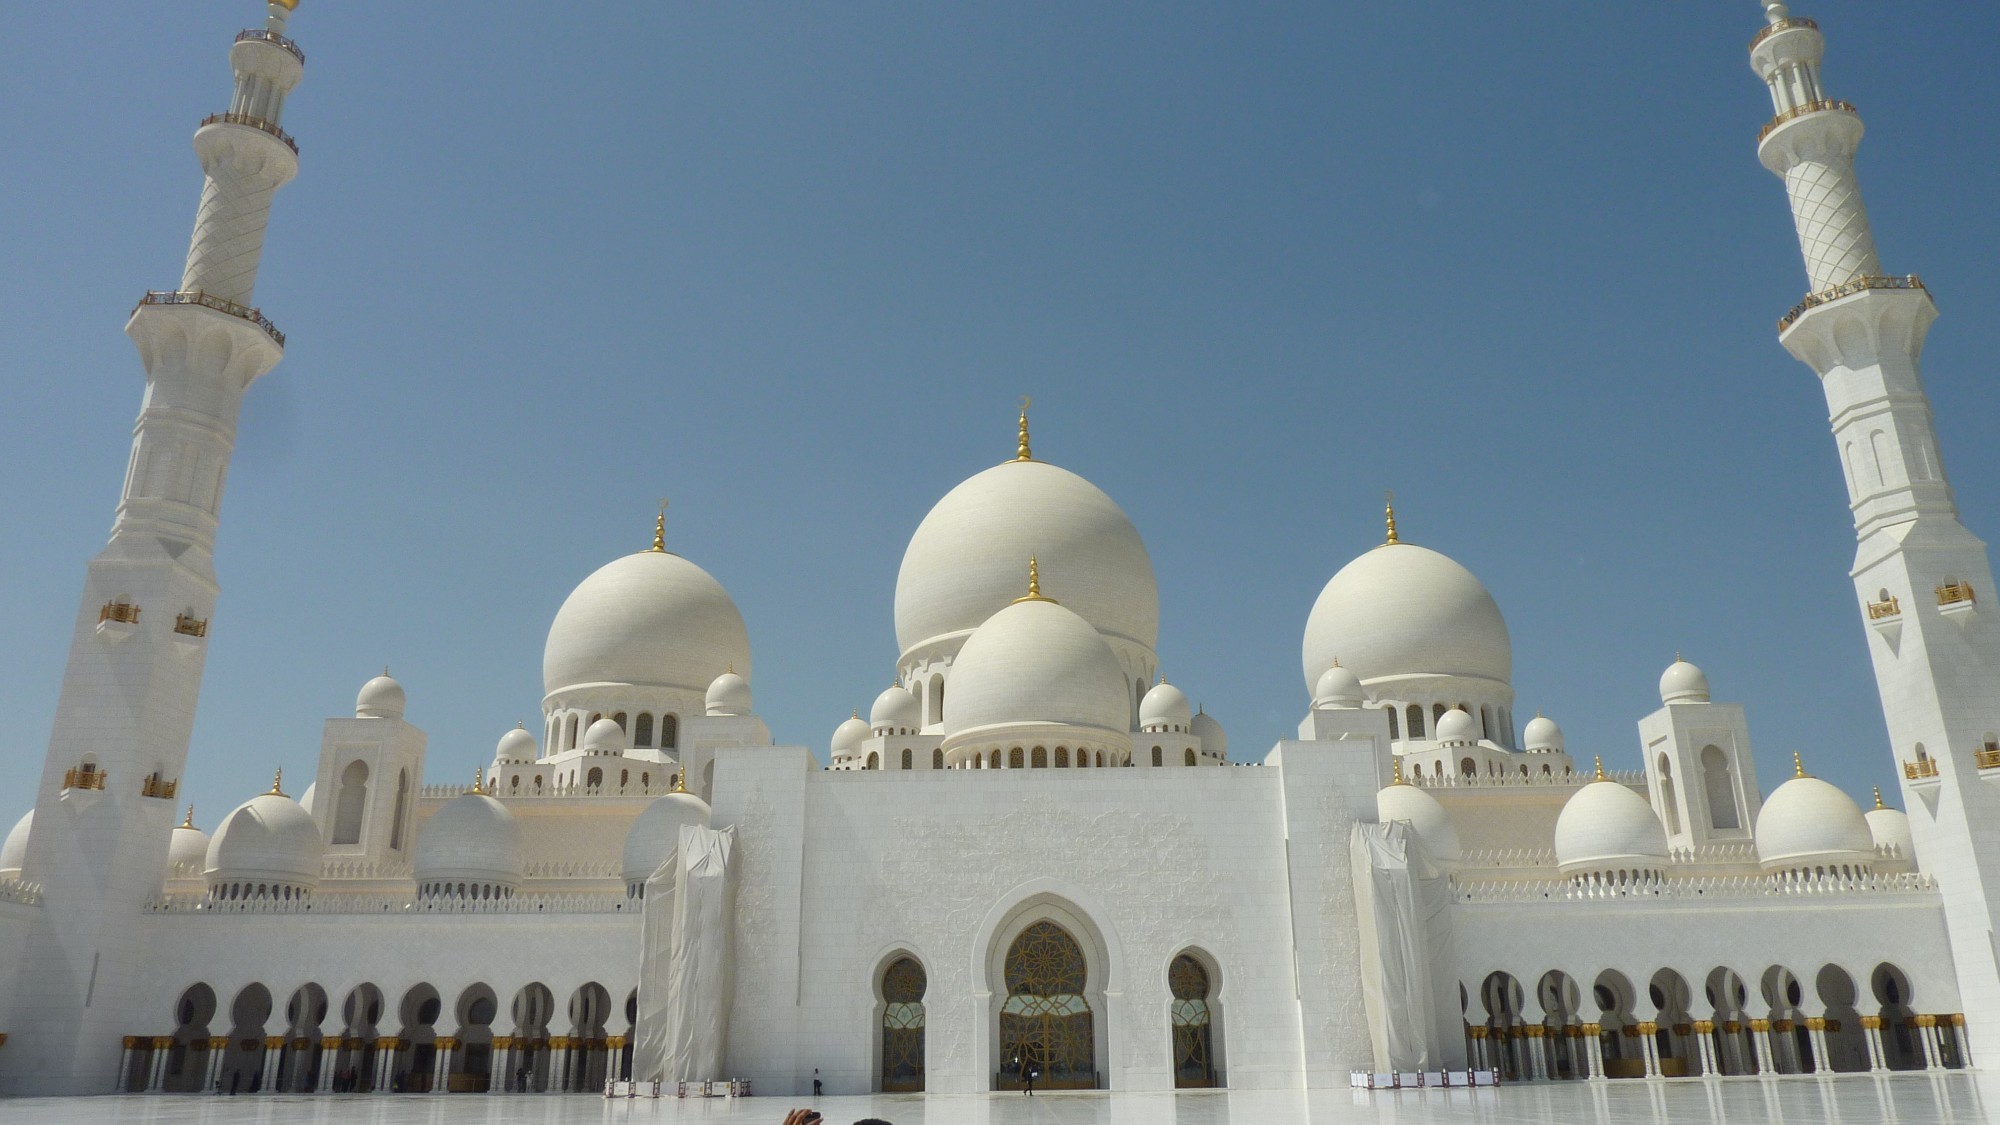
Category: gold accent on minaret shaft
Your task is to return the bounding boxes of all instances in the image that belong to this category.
[1384,491,1400,545]
[1015,396,1033,462]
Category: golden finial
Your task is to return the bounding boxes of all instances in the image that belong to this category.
[1015,396,1033,462]
[671,769,688,794]
[1391,756,1407,786]
[472,765,485,793]
[1592,756,1605,781]
[1384,491,1400,545]
[1873,785,1885,810]
[181,805,196,829]
[852,709,860,720]
[1793,751,1807,779]
[651,499,668,553]
[1014,556,1056,603]
[268,769,285,797]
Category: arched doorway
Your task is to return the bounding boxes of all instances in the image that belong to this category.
[219,984,272,1094]
[880,957,926,1092]
[1000,921,1095,1090]
[163,983,217,1093]
[1169,954,1218,1088]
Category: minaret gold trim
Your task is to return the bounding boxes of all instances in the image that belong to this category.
[1015,396,1033,462]
[1013,556,1056,604]
[651,499,668,553]
[268,769,285,797]
[1384,491,1400,545]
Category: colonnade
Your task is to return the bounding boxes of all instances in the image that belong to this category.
[1464,1013,1968,1080]
[115,1033,631,1093]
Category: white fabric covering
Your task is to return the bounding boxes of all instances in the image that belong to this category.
[1350,820,1458,1072]
[633,823,736,1082]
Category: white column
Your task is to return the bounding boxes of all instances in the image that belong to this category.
[259,1038,281,1092]
[1638,1024,1661,1078]
[1583,1027,1605,1080]
[1919,1018,1944,1070]
[1524,1028,1547,1081]
[205,1039,227,1093]
[316,1039,336,1093]
[489,1039,509,1095]
[1806,1019,1831,1075]
[1862,1018,1886,1071]
[1751,1021,1776,1074]
[147,1040,170,1092]
[117,1041,134,1093]
[375,1041,396,1093]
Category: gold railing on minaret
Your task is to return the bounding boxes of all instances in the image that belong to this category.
[1866,596,1901,620]
[173,614,209,637]
[1749,16,1818,52]
[1778,275,1925,332]
[234,28,304,64]
[197,111,298,155]
[1937,581,1977,608]
[61,764,108,791]
[98,601,141,625]
[1758,98,1858,144]
[134,290,286,347]
[140,773,179,799]
[1904,758,1940,781]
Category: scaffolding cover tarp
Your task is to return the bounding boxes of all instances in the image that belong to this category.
[1350,819,1457,1071]
[632,823,736,1083]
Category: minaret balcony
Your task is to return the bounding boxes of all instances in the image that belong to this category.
[134,289,285,348]
[1866,596,1902,621]
[140,774,180,799]
[1750,16,1818,52]
[1903,757,1940,783]
[1974,747,2000,772]
[1936,581,1977,624]
[234,28,305,65]
[1777,274,1926,333]
[1758,98,1857,145]
[197,111,298,156]
[173,614,210,639]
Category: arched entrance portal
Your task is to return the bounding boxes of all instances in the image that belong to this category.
[880,957,926,1092]
[1170,954,1218,1088]
[1000,921,1095,1090]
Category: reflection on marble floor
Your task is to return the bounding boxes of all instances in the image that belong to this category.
[2,1073,1991,1125]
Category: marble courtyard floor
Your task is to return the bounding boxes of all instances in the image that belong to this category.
[3,1073,1991,1124]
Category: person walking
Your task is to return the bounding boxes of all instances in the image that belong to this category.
[813,1068,822,1097]
[1023,1061,1037,1096]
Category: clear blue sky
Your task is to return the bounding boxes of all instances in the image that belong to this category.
[2,2,1996,833]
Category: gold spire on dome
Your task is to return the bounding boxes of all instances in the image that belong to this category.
[671,769,688,794]
[1013,556,1057,604]
[1391,756,1407,786]
[471,766,485,793]
[1014,396,1033,462]
[1384,491,1400,545]
[271,0,300,10]
[268,769,285,797]
[1873,785,1886,810]
[1592,756,1605,781]
[181,805,196,829]
[651,499,669,553]
[1794,751,1808,779]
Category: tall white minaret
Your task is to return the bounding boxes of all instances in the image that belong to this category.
[0,2,304,1095]
[1751,2,2000,1062]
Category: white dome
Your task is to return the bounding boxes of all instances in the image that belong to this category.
[206,792,324,888]
[1523,714,1564,753]
[542,550,751,696]
[1191,710,1228,761]
[297,783,316,812]
[167,817,211,879]
[1313,664,1365,709]
[356,674,405,719]
[705,671,752,717]
[831,713,872,760]
[1302,543,1511,693]
[413,793,525,887]
[895,459,1158,658]
[581,717,628,755]
[621,791,712,886]
[943,596,1131,745]
[0,811,31,878]
[1659,659,1711,705]
[1140,681,1192,731]
[1554,780,1670,876]
[1377,783,1462,867]
[870,686,921,733]
[1866,804,1915,864]
[496,725,538,763]
[1755,774,1874,873]
[1434,707,1478,746]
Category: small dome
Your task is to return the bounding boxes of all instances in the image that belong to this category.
[621,791,713,887]
[1140,681,1193,731]
[1866,802,1915,865]
[356,674,406,719]
[1756,773,1874,873]
[167,816,211,879]
[413,793,525,888]
[1191,710,1228,761]
[705,671,752,717]
[542,549,751,697]
[0,811,31,879]
[582,718,628,755]
[1313,665,1365,709]
[1659,659,1711,705]
[206,792,324,889]
[943,596,1131,745]
[1378,782,1462,867]
[1434,707,1478,746]
[1302,542,1512,694]
[297,783,316,812]
[496,725,538,763]
[1523,714,1564,753]
[831,713,873,760]
[1554,780,1670,877]
[895,459,1159,660]
[870,686,921,733]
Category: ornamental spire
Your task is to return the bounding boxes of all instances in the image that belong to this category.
[182,805,196,829]
[650,499,668,552]
[1384,491,1400,545]
[1014,556,1056,604]
[1793,751,1808,779]
[1015,396,1033,462]
[1873,785,1885,810]
[1592,756,1605,781]
[268,769,285,796]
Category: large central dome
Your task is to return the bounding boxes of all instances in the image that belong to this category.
[895,459,1158,657]
[543,549,751,696]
